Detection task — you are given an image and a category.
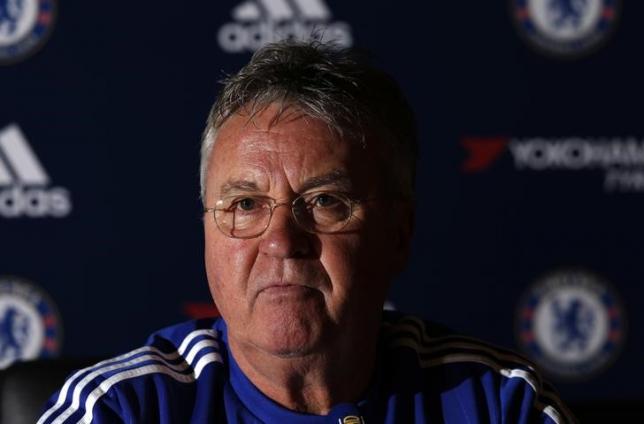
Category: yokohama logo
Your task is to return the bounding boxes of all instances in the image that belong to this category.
[461,136,644,192]
[0,124,72,218]
[219,0,353,53]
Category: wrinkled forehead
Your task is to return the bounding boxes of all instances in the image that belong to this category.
[215,100,369,148]
[214,105,342,157]
[206,105,384,198]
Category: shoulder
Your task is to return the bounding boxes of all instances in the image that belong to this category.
[37,318,227,424]
[380,313,577,424]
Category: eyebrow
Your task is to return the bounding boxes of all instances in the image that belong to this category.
[219,180,260,196]
[219,170,353,197]
[298,170,353,193]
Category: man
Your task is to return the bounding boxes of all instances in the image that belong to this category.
[38,41,575,423]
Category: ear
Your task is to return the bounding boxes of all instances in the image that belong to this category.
[391,200,414,273]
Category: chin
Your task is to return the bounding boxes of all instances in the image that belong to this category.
[250,307,328,357]
[264,345,312,358]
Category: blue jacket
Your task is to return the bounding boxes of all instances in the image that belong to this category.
[38,313,575,423]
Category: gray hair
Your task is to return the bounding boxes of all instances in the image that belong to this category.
[200,40,417,204]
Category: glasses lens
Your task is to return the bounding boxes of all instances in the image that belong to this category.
[294,192,352,233]
[215,197,271,238]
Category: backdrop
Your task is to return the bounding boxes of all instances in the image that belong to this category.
[0,0,642,407]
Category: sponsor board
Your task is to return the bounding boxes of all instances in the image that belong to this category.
[218,0,353,53]
[462,136,644,193]
[0,276,62,368]
[0,123,72,218]
[510,0,620,58]
[516,268,625,380]
[0,0,56,65]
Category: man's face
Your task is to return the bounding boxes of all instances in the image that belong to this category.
[203,104,410,356]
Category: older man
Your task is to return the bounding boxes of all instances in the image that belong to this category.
[39,41,574,423]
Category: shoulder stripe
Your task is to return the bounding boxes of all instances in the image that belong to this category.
[405,326,575,421]
[385,317,535,368]
[37,346,164,424]
[78,352,223,424]
[185,339,219,364]
[38,328,219,424]
[48,342,220,424]
[418,350,540,392]
[389,335,536,370]
[386,317,576,424]
[540,382,577,422]
[193,351,221,377]
[177,329,218,355]
[414,348,562,424]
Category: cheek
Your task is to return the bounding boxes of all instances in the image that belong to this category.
[204,228,257,311]
[320,229,395,299]
[318,237,363,298]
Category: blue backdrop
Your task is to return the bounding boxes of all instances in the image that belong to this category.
[0,0,642,406]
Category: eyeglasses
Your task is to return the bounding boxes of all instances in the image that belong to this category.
[204,191,364,239]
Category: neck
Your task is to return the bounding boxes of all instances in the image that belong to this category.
[228,329,379,415]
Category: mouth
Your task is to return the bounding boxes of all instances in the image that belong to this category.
[251,264,329,302]
[257,283,317,298]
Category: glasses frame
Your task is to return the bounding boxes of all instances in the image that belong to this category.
[203,190,365,239]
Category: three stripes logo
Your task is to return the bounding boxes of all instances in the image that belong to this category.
[218,0,353,53]
[0,124,72,218]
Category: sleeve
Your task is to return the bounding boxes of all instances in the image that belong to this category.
[37,376,125,424]
[497,371,578,424]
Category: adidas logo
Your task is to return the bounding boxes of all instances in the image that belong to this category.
[218,0,353,53]
[0,124,72,218]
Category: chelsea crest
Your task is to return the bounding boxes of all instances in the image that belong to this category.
[0,276,62,368]
[516,269,625,381]
[0,0,56,65]
[511,0,620,57]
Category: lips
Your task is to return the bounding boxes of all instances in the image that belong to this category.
[251,263,330,299]
[258,283,312,295]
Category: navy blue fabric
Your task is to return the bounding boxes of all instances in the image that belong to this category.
[38,313,574,423]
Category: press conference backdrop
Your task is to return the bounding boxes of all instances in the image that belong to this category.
[0,0,642,410]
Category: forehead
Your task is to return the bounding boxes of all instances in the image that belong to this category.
[216,106,339,160]
[207,105,380,196]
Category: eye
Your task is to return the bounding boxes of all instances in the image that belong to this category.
[311,192,342,208]
[233,197,259,211]
[307,192,345,208]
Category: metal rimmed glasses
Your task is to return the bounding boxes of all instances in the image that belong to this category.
[204,191,363,239]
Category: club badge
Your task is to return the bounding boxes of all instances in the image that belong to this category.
[0,276,62,368]
[0,0,56,65]
[511,0,620,58]
[516,268,625,380]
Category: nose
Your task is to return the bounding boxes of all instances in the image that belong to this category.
[259,203,311,258]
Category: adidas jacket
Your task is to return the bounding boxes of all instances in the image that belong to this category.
[38,313,575,423]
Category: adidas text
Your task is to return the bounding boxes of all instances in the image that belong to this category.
[0,186,72,218]
[218,21,352,53]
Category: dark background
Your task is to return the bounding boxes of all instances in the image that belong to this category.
[1,0,642,412]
